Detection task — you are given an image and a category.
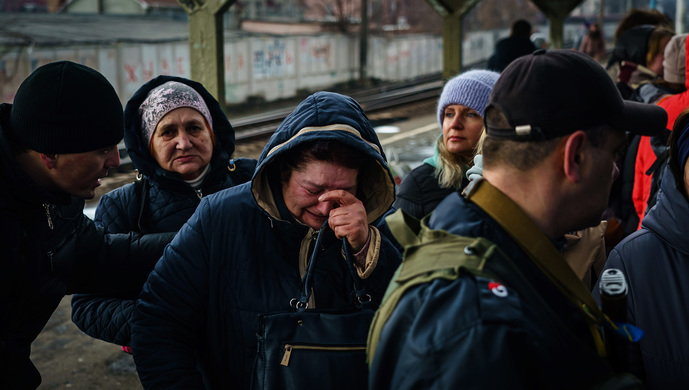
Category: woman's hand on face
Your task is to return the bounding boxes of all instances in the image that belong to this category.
[319,190,369,252]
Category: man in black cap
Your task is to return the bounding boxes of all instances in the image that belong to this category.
[0,61,174,389]
[368,49,668,389]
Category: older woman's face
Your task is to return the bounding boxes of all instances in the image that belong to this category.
[151,107,213,180]
[442,104,484,160]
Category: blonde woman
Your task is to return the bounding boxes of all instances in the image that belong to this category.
[393,69,499,219]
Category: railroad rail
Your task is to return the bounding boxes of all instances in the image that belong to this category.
[231,73,444,141]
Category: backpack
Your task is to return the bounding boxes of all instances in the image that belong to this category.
[366,208,643,389]
[367,209,504,362]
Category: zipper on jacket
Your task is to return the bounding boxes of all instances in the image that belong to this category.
[280,344,366,367]
[47,251,54,272]
[43,203,53,229]
[195,188,203,199]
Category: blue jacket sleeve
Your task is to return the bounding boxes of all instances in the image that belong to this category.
[72,186,142,346]
[71,293,136,346]
[131,198,212,389]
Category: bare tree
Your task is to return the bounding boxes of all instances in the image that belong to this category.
[299,0,360,32]
[464,0,543,32]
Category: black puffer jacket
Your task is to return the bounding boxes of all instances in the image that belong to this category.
[393,162,467,220]
[0,104,174,389]
[71,76,256,346]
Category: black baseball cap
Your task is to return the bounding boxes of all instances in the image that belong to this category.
[485,49,668,141]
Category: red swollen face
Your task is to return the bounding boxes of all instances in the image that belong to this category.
[282,160,359,230]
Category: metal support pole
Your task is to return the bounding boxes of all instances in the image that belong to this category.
[178,0,235,108]
[677,0,685,34]
[360,0,369,85]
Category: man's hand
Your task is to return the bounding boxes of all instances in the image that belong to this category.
[319,190,369,252]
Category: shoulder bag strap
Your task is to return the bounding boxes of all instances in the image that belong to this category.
[295,220,369,311]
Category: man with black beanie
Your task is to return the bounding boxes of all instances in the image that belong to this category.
[0,61,174,388]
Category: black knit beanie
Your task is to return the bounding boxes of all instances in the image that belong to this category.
[9,61,124,154]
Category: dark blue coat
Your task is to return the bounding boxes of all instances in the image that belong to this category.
[370,187,622,389]
[594,166,689,388]
[71,76,255,347]
[131,92,400,389]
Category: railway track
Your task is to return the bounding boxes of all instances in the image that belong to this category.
[231,74,443,141]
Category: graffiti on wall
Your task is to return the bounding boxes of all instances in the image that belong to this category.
[225,53,246,73]
[299,38,332,69]
[253,39,293,78]
[1,34,443,104]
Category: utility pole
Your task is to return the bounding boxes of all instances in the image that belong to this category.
[177,0,235,108]
[359,0,369,86]
[424,0,480,79]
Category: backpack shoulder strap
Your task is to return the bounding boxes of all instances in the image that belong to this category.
[367,209,499,363]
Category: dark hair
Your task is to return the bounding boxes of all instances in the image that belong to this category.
[278,139,368,183]
[668,109,689,199]
[615,8,674,41]
[511,20,532,38]
[483,106,610,171]
[646,27,674,67]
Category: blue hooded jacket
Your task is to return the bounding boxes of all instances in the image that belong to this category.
[594,166,689,388]
[131,91,399,389]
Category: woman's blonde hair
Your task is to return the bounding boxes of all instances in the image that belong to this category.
[434,128,485,189]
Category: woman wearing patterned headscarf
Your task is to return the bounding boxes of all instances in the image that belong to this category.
[71,76,256,352]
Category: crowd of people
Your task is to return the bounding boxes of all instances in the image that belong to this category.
[2,6,688,390]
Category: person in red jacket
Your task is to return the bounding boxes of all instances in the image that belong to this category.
[632,33,688,229]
